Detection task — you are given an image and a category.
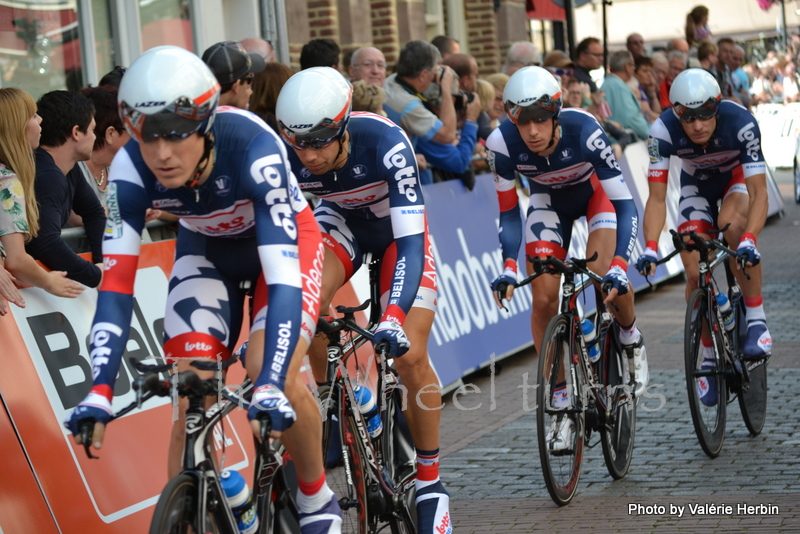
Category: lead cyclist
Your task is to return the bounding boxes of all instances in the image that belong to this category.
[63,46,341,533]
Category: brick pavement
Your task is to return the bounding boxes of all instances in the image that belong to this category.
[438,172,800,532]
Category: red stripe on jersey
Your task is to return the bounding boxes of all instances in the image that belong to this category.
[610,258,628,271]
[321,233,355,281]
[648,169,668,183]
[100,255,139,295]
[90,384,114,402]
[383,304,407,326]
[677,219,716,237]
[525,241,567,260]
[498,188,518,212]
[163,332,230,363]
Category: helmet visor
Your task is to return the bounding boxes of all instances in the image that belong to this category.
[506,94,561,125]
[279,116,346,150]
[122,96,214,141]
[673,97,720,123]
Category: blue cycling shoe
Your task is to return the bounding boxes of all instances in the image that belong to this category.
[697,358,717,407]
[415,480,452,534]
[743,321,772,360]
[298,494,342,534]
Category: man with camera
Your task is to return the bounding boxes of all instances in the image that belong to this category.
[384,41,481,187]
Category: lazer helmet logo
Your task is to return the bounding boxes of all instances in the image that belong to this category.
[290,123,313,129]
[134,101,167,107]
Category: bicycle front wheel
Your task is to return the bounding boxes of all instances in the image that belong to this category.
[324,386,371,534]
[685,288,727,458]
[536,314,585,506]
[149,474,221,534]
[598,323,636,479]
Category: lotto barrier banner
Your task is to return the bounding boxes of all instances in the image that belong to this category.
[0,242,256,533]
[0,240,379,534]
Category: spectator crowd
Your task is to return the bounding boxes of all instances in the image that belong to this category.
[0,8,797,313]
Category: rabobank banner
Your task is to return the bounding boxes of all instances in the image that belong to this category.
[421,175,534,389]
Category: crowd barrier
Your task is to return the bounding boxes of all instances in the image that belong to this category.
[752,102,800,169]
[0,139,786,532]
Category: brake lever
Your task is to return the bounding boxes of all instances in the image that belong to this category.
[738,255,751,280]
[495,281,509,312]
[80,421,99,460]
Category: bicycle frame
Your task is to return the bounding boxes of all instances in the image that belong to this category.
[318,258,417,531]
[111,361,297,534]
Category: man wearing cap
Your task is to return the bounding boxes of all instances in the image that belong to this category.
[202,40,266,110]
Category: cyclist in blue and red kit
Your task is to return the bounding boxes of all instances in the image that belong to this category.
[276,67,451,534]
[487,67,648,451]
[637,69,771,406]
[63,46,341,533]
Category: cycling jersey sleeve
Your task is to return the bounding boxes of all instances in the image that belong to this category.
[86,149,150,403]
[646,118,674,184]
[486,127,523,263]
[379,127,425,326]
[242,132,304,389]
[583,123,638,262]
[733,116,767,179]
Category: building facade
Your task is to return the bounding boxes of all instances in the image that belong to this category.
[0,0,533,100]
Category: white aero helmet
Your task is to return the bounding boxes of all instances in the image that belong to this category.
[119,46,221,142]
[275,67,353,149]
[669,68,721,123]
[503,66,563,125]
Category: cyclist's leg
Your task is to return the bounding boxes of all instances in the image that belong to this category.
[162,233,246,478]
[717,173,770,357]
[247,211,341,527]
[676,182,717,300]
[676,181,720,401]
[524,190,572,356]
[584,181,646,392]
[308,202,363,383]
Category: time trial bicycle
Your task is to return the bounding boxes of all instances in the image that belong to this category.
[316,258,417,533]
[496,253,637,506]
[80,355,301,533]
[641,228,768,458]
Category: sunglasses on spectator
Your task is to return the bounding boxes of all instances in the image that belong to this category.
[546,67,573,77]
[240,73,255,85]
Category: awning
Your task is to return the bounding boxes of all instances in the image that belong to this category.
[526,0,566,21]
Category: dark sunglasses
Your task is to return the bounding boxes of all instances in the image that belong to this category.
[506,94,561,125]
[546,67,573,78]
[673,97,719,123]
[279,117,346,150]
[240,73,255,85]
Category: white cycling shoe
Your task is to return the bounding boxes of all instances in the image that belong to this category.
[546,416,575,453]
[623,334,648,397]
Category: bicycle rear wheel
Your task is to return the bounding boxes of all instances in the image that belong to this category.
[324,385,370,534]
[598,322,636,479]
[685,288,727,458]
[536,314,585,506]
[149,474,221,534]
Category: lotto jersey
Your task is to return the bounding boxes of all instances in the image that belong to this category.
[486,108,638,263]
[647,100,766,183]
[89,107,308,393]
[287,111,426,319]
